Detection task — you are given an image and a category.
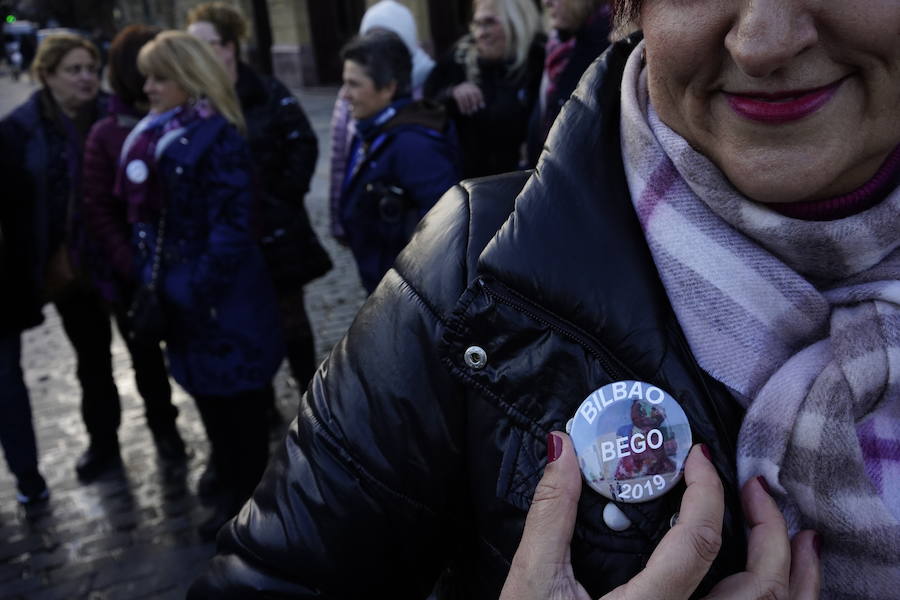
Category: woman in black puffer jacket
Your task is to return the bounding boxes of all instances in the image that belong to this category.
[193,0,900,596]
[190,36,747,599]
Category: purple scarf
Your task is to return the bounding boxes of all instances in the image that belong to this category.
[620,40,900,598]
[115,100,213,223]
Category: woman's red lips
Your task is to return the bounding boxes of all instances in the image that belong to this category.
[724,79,844,124]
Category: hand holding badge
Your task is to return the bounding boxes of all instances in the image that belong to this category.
[566,380,692,504]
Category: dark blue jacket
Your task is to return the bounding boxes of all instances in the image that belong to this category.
[0,89,107,335]
[133,114,284,397]
[339,99,459,292]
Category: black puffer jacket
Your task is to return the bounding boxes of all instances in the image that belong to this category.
[191,36,746,599]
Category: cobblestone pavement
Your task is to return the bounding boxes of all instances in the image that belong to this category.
[0,75,368,598]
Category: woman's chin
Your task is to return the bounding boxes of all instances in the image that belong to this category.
[725,169,827,205]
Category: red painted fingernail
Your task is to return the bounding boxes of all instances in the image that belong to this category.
[547,433,563,463]
[813,533,822,558]
[757,476,771,496]
[700,444,712,462]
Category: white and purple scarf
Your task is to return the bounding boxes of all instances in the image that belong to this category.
[619,40,900,597]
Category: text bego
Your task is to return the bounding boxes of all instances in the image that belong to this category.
[601,429,663,462]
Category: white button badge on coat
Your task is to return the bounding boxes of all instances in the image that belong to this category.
[126,159,148,184]
[566,380,692,504]
[602,503,632,531]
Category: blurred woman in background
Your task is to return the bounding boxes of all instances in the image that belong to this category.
[425,0,544,178]
[187,2,324,397]
[82,24,187,469]
[0,32,123,488]
[124,31,284,538]
[526,0,611,165]
[328,0,435,244]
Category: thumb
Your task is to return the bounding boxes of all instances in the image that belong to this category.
[501,432,584,599]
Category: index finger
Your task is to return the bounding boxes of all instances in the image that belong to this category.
[742,476,790,585]
[622,445,724,600]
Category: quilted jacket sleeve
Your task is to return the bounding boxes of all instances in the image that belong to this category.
[189,185,478,598]
[82,119,134,281]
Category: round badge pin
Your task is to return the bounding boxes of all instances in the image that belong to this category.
[126,159,148,184]
[566,380,692,503]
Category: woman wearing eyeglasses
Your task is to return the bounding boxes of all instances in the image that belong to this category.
[0,32,117,501]
[424,0,544,179]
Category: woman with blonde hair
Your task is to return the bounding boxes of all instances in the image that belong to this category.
[121,30,284,539]
[424,0,545,178]
[82,25,189,473]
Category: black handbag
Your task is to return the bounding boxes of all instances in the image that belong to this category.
[127,208,168,343]
[259,199,332,290]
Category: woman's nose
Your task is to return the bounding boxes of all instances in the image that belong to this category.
[724,0,818,78]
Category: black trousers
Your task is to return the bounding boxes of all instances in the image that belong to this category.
[276,288,316,392]
[112,304,176,433]
[193,385,272,504]
[54,282,176,448]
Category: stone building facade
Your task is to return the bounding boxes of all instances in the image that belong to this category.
[109,0,472,88]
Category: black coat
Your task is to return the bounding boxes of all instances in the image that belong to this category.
[0,149,41,336]
[0,90,107,335]
[190,36,746,599]
[237,62,317,204]
[425,37,544,179]
[236,63,324,292]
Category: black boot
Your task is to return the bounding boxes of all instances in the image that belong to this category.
[16,470,49,505]
[75,441,122,482]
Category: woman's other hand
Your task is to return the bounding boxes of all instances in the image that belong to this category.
[499,434,821,600]
[451,82,485,115]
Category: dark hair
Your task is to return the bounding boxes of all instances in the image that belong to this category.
[186,2,248,56]
[108,25,160,108]
[340,30,412,99]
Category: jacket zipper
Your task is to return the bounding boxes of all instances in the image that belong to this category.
[477,278,635,383]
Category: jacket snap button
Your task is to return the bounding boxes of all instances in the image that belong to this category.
[175,166,183,174]
[602,503,632,531]
[180,137,188,144]
[464,346,487,370]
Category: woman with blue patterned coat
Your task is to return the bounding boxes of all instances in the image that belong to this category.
[119,31,284,539]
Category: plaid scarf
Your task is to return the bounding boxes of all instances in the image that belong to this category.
[542,33,576,113]
[619,41,900,597]
[116,100,214,223]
